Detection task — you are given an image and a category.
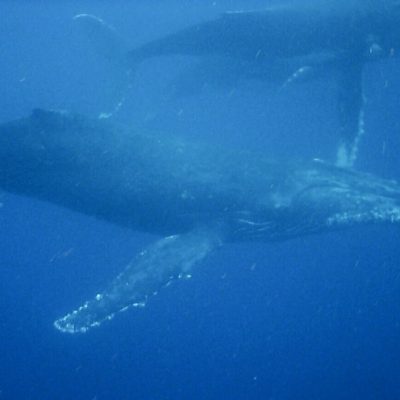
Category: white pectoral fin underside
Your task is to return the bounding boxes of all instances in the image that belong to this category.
[54,228,222,334]
[336,59,364,167]
[72,14,133,119]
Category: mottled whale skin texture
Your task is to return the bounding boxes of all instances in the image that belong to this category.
[77,1,400,166]
[1,109,399,333]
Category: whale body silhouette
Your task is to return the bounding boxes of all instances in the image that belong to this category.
[0,109,399,333]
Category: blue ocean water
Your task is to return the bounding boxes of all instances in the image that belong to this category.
[1,1,400,399]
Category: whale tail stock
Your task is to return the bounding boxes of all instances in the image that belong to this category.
[54,228,222,334]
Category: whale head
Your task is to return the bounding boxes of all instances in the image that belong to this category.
[232,160,400,241]
[292,162,400,228]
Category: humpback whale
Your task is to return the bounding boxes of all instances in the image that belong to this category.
[1,109,399,333]
[75,1,400,166]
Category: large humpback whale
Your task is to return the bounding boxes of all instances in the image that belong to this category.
[76,1,400,166]
[1,109,400,333]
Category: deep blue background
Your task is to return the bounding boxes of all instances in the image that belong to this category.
[1,1,400,399]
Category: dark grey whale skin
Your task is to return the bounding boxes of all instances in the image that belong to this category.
[0,109,399,242]
[125,1,400,166]
[1,109,400,333]
[128,2,400,63]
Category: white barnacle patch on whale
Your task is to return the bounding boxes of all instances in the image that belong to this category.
[327,207,400,227]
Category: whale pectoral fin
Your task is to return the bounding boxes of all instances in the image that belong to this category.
[73,14,127,62]
[54,229,222,334]
[72,14,133,119]
[336,60,364,167]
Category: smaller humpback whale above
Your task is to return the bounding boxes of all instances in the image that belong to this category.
[0,109,400,333]
[74,1,400,167]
